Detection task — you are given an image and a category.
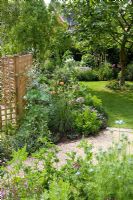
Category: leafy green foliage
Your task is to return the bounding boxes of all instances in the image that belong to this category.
[97,63,113,81]
[0,124,16,166]
[81,53,96,67]
[15,104,51,153]
[106,80,121,90]
[74,106,102,135]
[64,0,133,84]
[76,63,113,81]
[1,0,72,62]
[64,0,133,49]
[77,68,98,81]
[14,62,106,154]
[106,80,133,91]
[126,62,133,81]
[1,136,133,199]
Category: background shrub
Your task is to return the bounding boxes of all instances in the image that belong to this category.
[76,62,113,81]
[106,80,133,91]
[125,62,133,81]
[97,62,113,81]
[76,68,98,81]
[106,80,121,90]
[81,53,96,67]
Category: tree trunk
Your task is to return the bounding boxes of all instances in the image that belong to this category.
[119,46,126,86]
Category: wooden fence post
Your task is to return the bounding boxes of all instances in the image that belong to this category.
[14,54,32,121]
[14,55,19,121]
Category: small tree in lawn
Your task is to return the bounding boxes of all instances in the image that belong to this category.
[64,0,133,85]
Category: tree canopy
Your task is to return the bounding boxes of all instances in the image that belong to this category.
[0,0,71,62]
[64,0,133,84]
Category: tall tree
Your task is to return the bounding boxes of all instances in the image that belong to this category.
[64,0,133,85]
[1,0,72,62]
[1,0,51,59]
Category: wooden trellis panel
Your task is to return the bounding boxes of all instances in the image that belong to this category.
[0,54,32,128]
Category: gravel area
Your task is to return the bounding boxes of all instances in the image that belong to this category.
[7,127,133,170]
[56,127,133,167]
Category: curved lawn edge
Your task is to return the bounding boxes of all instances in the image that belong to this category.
[81,81,133,129]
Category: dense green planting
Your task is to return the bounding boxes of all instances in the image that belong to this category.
[15,60,107,154]
[1,59,107,164]
[82,81,133,128]
[76,62,115,81]
[1,136,133,199]
[77,62,133,82]
[125,62,133,81]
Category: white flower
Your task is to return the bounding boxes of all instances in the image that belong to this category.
[89,168,94,173]
[76,171,80,175]
[115,120,124,125]
[65,58,74,63]
[75,97,85,103]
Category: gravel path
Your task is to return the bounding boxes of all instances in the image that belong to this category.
[5,127,133,173]
[56,127,133,167]
[17,127,133,170]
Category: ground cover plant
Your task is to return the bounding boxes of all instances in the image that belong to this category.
[82,81,133,128]
[1,135,133,200]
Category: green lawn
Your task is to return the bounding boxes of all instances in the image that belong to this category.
[82,81,133,129]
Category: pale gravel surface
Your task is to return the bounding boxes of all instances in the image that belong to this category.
[25,127,133,168]
[5,128,133,173]
[56,127,133,167]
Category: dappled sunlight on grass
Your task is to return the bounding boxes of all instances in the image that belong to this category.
[82,81,133,128]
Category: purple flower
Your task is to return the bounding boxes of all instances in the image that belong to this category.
[112,64,116,68]
[0,189,6,199]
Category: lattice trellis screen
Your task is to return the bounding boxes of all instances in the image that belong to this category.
[0,54,32,128]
